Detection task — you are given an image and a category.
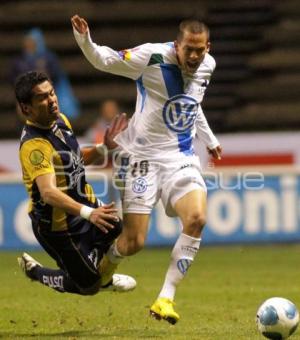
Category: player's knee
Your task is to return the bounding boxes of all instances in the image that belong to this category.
[124,234,145,255]
[79,280,101,296]
[186,213,206,233]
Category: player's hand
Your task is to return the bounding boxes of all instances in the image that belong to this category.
[89,202,119,233]
[104,113,128,150]
[207,145,222,160]
[71,15,89,35]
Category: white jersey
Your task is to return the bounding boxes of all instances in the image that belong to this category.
[74,30,219,161]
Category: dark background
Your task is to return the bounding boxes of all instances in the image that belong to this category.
[0,0,299,138]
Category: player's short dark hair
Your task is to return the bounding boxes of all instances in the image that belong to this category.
[15,71,49,104]
[177,19,210,42]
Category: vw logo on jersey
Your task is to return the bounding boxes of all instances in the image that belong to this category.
[132,177,148,194]
[163,94,198,133]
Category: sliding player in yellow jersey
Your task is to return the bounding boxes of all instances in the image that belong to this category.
[16,71,135,295]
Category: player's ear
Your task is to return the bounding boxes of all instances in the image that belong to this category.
[205,29,211,52]
[20,103,30,116]
[206,41,211,53]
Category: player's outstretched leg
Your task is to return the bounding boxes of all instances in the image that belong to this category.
[150,189,205,324]
[150,233,201,324]
[18,252,136,294]
[100,213,150,286]
[18,252,81,294]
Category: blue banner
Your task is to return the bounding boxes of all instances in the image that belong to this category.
[0,174,299,249]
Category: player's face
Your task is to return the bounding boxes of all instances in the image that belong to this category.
[25,81,60,127]
[175,31,210,74]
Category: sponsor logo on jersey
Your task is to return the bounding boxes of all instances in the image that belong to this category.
[54,150,84,189]
[29,149,44,165]
[132,177,147,193]
[163,94,198,133]
[118,49,131,61]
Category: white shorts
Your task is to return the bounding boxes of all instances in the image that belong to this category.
[113,153,207,217]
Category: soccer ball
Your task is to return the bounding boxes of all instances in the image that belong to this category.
[256,297,299,339]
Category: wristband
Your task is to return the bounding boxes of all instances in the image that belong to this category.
[80,205,94,220]
[95,143,105,156]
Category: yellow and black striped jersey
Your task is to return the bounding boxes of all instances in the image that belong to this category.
[19,113,97,232]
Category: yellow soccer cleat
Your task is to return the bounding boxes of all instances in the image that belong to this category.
[150,297,180,325]
[98,255,119,286]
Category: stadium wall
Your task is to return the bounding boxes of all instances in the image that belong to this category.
[0,168,299,249]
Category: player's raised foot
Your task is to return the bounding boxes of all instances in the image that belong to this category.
[150,297,180,325]
[99,255,119,286]
[17,252,42,281]
[100,274,136,292]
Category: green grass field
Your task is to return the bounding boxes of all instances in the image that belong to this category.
[1,245,300,340]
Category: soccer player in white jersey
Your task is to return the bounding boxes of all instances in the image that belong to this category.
[72,15,222,324]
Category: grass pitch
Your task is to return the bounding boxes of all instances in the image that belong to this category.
[1,245,300,340]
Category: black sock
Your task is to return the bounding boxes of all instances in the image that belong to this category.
[32,266,81,294]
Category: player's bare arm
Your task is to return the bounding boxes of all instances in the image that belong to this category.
[35,173,118,233]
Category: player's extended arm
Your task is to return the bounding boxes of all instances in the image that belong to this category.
[195,109,222,160]
[35,173,119,233]
[71,15,150,79]
[71,15,110,71]
[81,113,128,165]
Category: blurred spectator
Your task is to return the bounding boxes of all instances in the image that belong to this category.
[10,28,80,120]
[85,99,120,144]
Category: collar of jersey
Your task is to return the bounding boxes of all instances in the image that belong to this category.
[26,119,57,130]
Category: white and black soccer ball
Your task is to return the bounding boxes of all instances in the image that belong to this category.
[256,297,299,339]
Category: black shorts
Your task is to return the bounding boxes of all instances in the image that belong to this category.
[31,217,122,290]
